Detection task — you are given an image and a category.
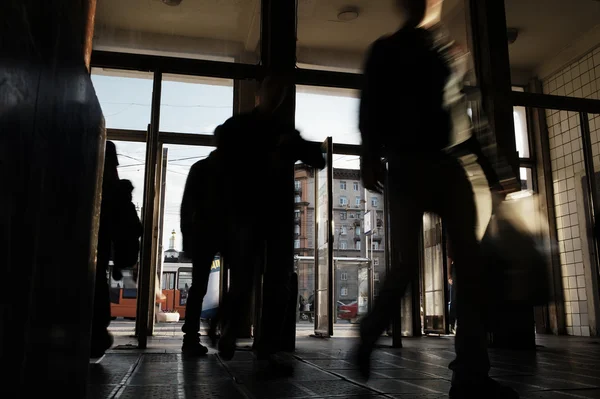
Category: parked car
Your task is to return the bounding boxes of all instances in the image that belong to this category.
[338,301,358,321]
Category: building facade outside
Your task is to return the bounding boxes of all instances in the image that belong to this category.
[294,164,386,322]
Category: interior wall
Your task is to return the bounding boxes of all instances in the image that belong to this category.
[542,45,600,336]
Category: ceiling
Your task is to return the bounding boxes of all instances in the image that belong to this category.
[93,0,600,75]
[505,0,600,72]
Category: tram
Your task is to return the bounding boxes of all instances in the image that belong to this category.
[109,257,220,320]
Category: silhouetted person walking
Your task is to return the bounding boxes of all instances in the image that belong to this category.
[213,75,325,369]
[180,150,224,355]
[92,141,142,358]
[355,1,518,398]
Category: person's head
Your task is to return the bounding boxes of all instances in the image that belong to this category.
[104,141,120,186]
[257,75,291,114]
[395,0,428,28]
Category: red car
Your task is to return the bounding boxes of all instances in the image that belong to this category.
[337,301,358,321]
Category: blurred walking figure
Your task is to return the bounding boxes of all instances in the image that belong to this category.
[92,141,142,358]
[355,1,518,398]
[210,75,325,370]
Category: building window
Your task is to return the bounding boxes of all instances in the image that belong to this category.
[355,226,361,235]
[349,213,355,219]
[340,240,348,250]
[355,196,361,207]
[374,272,380,281]
[341,225,348,235]
[341,287,348,296]
[340,181,347,190]
[295,195,301,203]
[340,196,348,206]
[353,182,359,191]
[294,210,301,219]
[294,225,300,235]
[340,212,347,220]
[356,240,361,250]
[371,197,378,207]
[373,258,379,266]
[341,272,348,281]
[294,180,301,190]
[373,241,379,250]
[294,239,301,249]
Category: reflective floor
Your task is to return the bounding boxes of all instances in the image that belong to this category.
[90,332,600,398]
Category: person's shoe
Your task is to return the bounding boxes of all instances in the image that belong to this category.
[90,331,114,359]
[354,341,373,380]
[207,326,220,349]
[182,333,208,356]
[217,333,236,361]
[253,352,294,380]
[449,377,520,399]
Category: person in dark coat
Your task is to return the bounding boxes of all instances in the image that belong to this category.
[180,150,224,355]
[92,141,142,358]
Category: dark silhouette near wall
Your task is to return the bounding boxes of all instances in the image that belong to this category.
[91,141,142,358]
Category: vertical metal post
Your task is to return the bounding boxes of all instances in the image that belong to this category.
[260,0,298,351]
[579,112,600,278]
[146,143,165,334]
[156,148,168,313]
[468,0,519,191]
[441,221,450,335]
[136,70,162,348]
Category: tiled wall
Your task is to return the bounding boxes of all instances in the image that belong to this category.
[543,45,600,336]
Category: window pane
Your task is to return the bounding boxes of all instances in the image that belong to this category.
[520,167,534,191]
[91,68,153,130]
[160,75,234,134]
[296,86,360,145]
[94,0,261,63]
[161,145,215,252]
[113,141,146,220]
[297,0,471,72]
[514,105,530,158]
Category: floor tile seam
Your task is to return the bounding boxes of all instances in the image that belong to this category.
[111,354,143,398]
[293,354,388,396]
[215,354,255,399]
[378,352,449,371]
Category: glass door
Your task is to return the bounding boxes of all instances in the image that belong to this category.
[421,212,446,334]
[314,137,334,337]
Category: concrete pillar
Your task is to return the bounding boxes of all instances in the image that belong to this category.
[0,0,105,395]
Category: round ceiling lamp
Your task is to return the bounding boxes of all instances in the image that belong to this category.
[337,6,359,22]
[162,0,182,6]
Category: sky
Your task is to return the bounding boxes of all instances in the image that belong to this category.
[91,72,363,252]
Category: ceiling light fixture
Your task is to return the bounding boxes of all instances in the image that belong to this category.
[337,6,359,22]
[162,0,182,6]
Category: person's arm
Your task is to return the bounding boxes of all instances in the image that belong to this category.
[180,162,202,254]
[280,130,326,169]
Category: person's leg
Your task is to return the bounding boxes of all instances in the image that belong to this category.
[181,246,214,355]
[91,264,113,358]
[357,167,423,378]
[254,238,291,359]
[436,158,517,398]
[218,226,259,360]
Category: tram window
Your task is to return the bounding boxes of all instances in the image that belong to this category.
[178,270,192,291]
[178,269,193,307]
[162,272,176,290]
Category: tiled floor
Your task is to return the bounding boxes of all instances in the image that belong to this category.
[89,330,600,398]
